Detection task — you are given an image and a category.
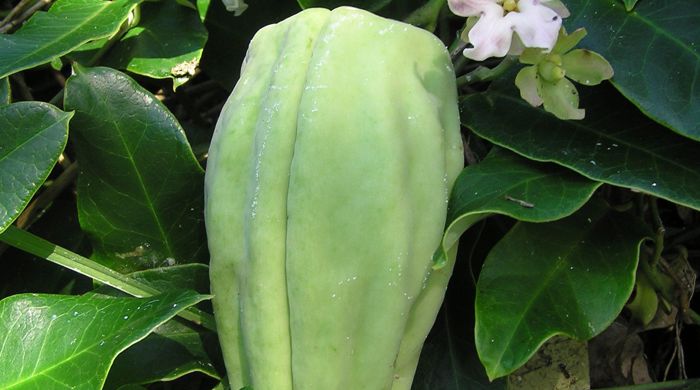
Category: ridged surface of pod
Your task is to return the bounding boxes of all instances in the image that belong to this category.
[205,7,463,390]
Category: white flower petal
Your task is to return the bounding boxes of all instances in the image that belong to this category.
[448,0,501,17]
[464,12,515,61]
[506,0,562,52]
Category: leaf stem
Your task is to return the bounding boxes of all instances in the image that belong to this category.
[456,55,518,87]
[0,225,217,332]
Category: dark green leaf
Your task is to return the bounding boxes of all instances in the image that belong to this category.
[0,290,208,389]
[461,85,700,211]
[0,0,141,79]
[566,0,700,140]
[0,102,71,233]
[96,265,220,387]
[105,319,221,388]
[129,264,210,296]
[297,0,391,11]
[86,1,208,88]
[64,66,207,272]
[475,199,648,379]
[0,78,9,105]
[435,148,600,268]
[95,264,212,313]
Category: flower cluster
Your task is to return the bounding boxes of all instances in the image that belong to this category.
[515,28,613,119]
[448,0,569,61]
[448,0,613,120]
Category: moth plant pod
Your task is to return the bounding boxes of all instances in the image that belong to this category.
[205,7,463,390]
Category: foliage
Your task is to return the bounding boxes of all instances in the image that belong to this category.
[0,0,699,389]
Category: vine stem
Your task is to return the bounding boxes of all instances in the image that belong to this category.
[456,55,518,87]
[639,250,700,326]
[0,225,217,332]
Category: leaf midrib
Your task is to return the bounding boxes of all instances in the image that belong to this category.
[3,295,200,389]
[0,0,136,79]
[0,112,68,163]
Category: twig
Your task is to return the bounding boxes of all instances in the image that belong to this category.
[0,0,52,33]
[505,195,535,208]
[0,0,33,29]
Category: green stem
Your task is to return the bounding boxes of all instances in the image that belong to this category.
[0,225,217,332]
[404,0,446,32]
[456,55,518,87]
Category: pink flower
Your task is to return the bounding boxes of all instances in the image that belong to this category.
[448,0,569,61]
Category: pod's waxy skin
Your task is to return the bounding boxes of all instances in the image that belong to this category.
[205,7,463,390]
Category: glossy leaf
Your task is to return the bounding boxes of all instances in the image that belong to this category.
[297,0,392,11]
[94,264,212,313]
[475,199,649,379]
[435,148,600,268]
[0,290,208,389]
[565,0,700,140]
[64,66,207,272]
[98,264,220,387]
[0,78,9,105]
[0,102,71,233]
[461,84,700,211]
[128,264,210,297]
[105,319,221,388]
[0,0,141,79]
[95,1,208,88]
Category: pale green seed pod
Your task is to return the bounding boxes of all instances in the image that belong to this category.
[205,7,463,390]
